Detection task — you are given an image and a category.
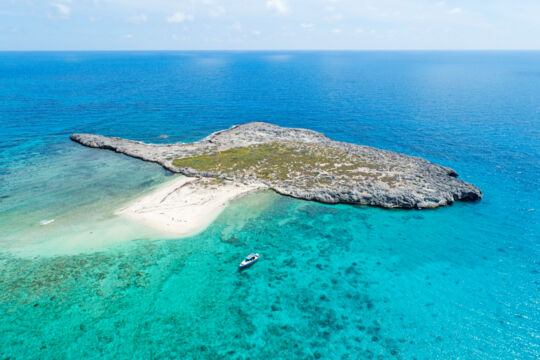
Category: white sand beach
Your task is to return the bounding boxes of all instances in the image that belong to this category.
[116,176,266,237]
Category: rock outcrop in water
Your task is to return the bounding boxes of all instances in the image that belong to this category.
[70,122,482,209]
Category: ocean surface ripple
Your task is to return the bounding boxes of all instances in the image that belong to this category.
[0,51,538,359]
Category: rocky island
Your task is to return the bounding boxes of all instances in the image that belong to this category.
[71,122,481,211]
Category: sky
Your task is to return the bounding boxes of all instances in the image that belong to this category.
[1,0,539,50]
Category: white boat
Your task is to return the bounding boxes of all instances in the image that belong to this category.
[239,253,259,269]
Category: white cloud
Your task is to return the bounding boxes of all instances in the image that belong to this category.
[332,28,342,34]
[229,22,242,32]
[166,12,193,23]
[252,30,261,36]
[266,0,290,15]
[123,34,133,38]
[210,6,225,17]
[12,0,538,50]
[127,13,148,24]
[323,4,343,21]
[51,3,71,17]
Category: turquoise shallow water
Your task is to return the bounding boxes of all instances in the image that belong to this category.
[0,51,539,359]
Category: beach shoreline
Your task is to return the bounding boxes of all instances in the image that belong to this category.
[115,176,266,237]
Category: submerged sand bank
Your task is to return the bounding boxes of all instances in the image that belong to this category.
[116,176,266,237]
[2,176,263,257]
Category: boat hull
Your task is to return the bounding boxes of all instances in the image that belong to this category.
[239,257,259,269]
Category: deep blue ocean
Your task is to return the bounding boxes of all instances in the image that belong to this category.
[0,51,538,359]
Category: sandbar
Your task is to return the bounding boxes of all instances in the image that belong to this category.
[116,176,265,237]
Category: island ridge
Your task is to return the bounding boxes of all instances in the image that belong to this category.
[71,122,482,211]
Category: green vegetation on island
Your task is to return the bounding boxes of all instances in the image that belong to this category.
[172,142,398,188]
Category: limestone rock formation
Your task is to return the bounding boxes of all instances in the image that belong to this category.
[70,122,482,209]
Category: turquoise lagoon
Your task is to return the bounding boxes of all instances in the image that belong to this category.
[0,52,538,359]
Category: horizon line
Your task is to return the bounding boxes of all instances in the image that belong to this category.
[1,49,540,52]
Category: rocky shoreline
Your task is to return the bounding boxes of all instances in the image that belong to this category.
[70,122,482,209]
